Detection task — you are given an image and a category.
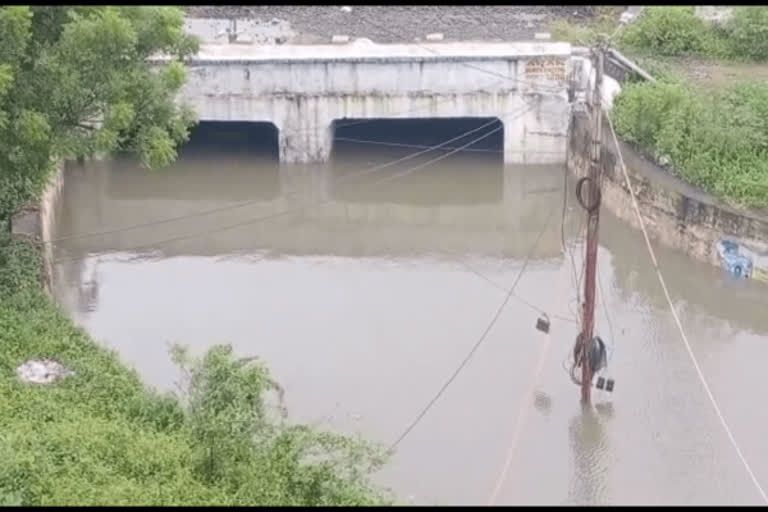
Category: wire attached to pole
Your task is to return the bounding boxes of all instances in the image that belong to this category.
[387,204,558,455]
[487,248,570,505]
[50,108,535,265]
[604,109,768,505]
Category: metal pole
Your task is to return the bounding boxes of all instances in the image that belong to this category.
[580,46,604,405]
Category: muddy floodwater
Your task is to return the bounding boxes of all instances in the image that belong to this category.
[50,121,768,505]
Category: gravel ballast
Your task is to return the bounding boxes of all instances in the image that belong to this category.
[185,5,602,44]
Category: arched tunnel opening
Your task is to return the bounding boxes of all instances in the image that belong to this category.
[330,117,504,205]
[182,121,280,159]
[127,120,282,200]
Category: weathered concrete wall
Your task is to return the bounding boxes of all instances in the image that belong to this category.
[568,113,768,283]
[10,162,65,294]
[173,42,577,164]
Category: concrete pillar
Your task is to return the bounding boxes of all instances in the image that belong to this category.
[278,124,335,164]
[504,94,570,165]
[502,111,526,166]
[278,98,335,164]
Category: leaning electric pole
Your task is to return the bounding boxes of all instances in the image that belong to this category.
[579,43,605,405]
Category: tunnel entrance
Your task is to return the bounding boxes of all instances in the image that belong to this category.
[330,117,504,205]
[181,121,280,160]
[107,121,281,201]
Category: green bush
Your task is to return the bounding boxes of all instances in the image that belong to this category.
[620,7,714,57]
[611,80,693,148]
[0,237,391,506]
[723,7,768,61]
[618,6,768,62]
[612,79,768,208]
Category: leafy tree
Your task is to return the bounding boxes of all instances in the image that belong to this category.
[0,6,198,224]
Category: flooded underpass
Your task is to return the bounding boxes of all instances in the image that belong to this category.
[49,120,768,505]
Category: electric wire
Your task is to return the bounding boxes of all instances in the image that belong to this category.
[334,136,563,155]
[455,258,577,325]
[561,114,586,326]
[386,204,557,454]
[23,113,526,253]
[604,109,768,505]
[487,250,569,505]
[366,125,502,187]
[53,109,533,266]
[7,26,576,254]
[20,106,573,364]
[12,10,579,252]
[596,262,616,360]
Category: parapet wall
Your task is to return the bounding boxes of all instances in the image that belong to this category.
[568,113,768,283]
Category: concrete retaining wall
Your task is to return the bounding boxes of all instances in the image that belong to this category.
[11,162,65,294]
[568,113,768,283]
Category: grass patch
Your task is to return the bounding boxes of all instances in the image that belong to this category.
[0,234,390,506]
[612,78,768,209]
[619,6,722,58]
[619,6,768,62]
[553,7,768,71]
[549,6,623,46]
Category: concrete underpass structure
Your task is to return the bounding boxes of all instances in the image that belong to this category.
[169,41,581,164]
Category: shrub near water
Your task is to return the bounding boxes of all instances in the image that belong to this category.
[613,79,768,208]
[723,7,768,61]
[619,6,768,61]
[0,236,389,506]
[619,6,715,57]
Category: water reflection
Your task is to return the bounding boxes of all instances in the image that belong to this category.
[567,407,612,505]
[49,121,768,505]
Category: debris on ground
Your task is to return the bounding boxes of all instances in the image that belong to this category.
[16,359,74,384]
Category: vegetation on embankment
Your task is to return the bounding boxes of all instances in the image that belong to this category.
[551,6,768,209]
[612,78,768,209]
[0,233,390,506]
[619,6,768,62]
[0,6,390,506]
[552,6,768,62]
[613,7,768,209]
